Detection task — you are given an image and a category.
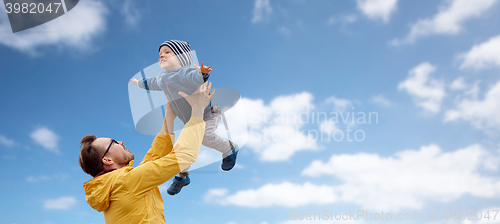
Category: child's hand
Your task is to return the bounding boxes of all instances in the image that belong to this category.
[194,62,212,74]
[130,78,138,85]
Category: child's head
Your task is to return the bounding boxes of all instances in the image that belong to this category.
[158,40,193,72]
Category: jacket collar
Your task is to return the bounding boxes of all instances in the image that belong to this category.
[94,169,116,178]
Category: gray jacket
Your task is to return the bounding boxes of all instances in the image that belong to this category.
[138,65,210,123]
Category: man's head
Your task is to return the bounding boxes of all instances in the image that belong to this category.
[158,40,193,71]
[79,135,134,177]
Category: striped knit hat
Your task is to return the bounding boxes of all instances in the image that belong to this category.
[159,40,193,67]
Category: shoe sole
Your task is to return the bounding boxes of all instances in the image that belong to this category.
[221,151,238,171]
[167,181,190,195]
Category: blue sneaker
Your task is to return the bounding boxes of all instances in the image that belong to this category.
[167,176,190,195]
[222,143,239,171]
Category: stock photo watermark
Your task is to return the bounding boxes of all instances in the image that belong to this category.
[248,106,379,143]
[3,0,79,33]
[290,209,500,222]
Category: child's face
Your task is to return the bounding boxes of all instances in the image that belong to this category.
[158,46,182,72]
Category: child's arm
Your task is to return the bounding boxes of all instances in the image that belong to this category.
[185,62,212,85]
[194,62,212,75]
[163,98,177,134]
[131,76,162,91]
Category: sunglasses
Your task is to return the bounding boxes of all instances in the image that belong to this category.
[102,139,118,159]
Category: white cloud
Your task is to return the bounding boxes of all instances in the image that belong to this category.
[450,76,468,90]
[26,176,51,183]
[327,14,357,26]
[230,93,362,162]
[238,92,319,162]
[320,121,337,133]
[398,62,445,113]
[327,16,336,26]
[0,135,15,147]
[26,173,69,183]
[233,163,244,169]
[43,196,77,210]
[391,0,497,45]
[0,0,108,55]
[206,143,500,212]
[466,81,482,99]
[121,0,141,27]
[278,26,291,37]
[258,125,317,161]
[158,183,168,193]
[324,96,353,112]
[204,182,337,208]
[195,148,222,167]
[280,219,365,224]
[30,127,60,154]
[370,94,392,106]
[356,0,398,22]
[455,80,481,99]
[252,0,273,24]
[459,35,500,70]
[445,79,500,130]
[302,144,500,211]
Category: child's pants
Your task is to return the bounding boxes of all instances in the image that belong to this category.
[179,104,233,175]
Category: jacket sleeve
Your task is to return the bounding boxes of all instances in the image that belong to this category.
[138,128,176,166]
[137,76,162,91]
[182,68,205,87]
[124,117,206,194]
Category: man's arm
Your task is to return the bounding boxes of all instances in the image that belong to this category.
[139,99,177,165]
[125,82,215,194]
[137,131,174,166]
[126,116,205,194]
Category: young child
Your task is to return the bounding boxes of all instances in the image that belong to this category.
[130,40,239,195]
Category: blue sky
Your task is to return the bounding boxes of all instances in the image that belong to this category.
[1,0,500,223]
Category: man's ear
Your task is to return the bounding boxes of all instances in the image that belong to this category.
[102,157,114,166]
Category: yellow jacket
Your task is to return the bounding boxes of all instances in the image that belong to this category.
[83,117,205,224]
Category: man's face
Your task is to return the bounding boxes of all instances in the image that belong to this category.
[158,45,182,72]
[93,138,134,167]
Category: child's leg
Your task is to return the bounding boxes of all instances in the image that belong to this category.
[202,104,233,154]
[167,166,191,195]
[179,166,189,178]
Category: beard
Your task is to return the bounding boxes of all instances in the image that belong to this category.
[118,152,135,166]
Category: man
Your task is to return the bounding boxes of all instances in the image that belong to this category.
[79,82,215,223]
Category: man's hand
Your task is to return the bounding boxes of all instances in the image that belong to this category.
[130,78,139,85]
[178,82,216,119]
[194,62,212,74]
